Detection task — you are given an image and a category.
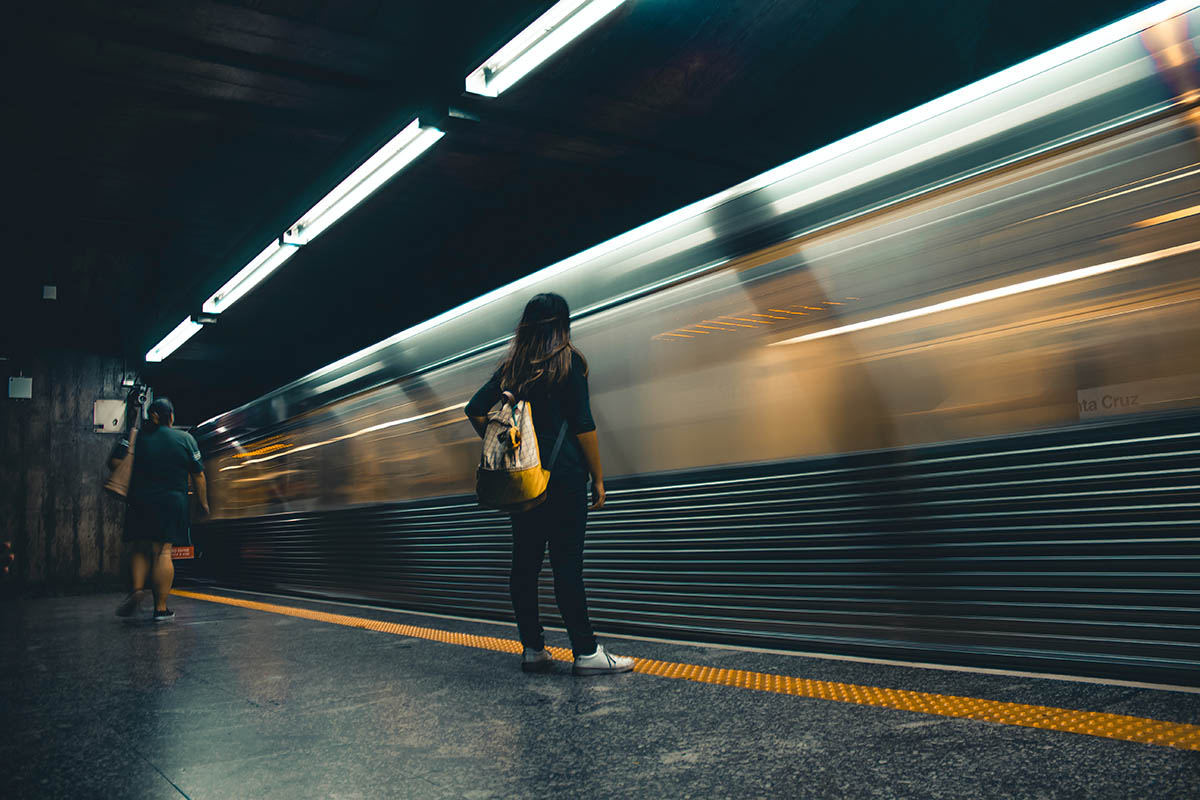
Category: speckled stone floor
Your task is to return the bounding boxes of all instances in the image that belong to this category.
[2,589,1197,799]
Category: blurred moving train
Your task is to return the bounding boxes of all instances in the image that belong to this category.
[191,4,1200,685]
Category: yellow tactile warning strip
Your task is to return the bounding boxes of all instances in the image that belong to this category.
[171,589,1200,751]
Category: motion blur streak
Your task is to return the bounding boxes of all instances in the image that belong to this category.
[772,239,1200,345]
[1015,164,1200,225]
[218,402,467,472]
[1135,203,1200,227]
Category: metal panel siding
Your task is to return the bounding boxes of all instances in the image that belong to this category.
[192,413,1200,685]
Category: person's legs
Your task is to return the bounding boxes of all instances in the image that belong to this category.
[546,481,597,657]
[115,540,151,616]
[509,506,550,650]
[129,541,151,592]
[149,542,174,612]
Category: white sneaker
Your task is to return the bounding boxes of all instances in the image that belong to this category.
[521,647,553,673]
[572,644,634,676]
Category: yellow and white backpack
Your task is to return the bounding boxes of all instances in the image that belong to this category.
[476,391,567,512]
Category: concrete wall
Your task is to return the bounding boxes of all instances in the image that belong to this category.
[0,351,131,594]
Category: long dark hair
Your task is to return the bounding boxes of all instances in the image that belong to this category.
[499,293,587,396]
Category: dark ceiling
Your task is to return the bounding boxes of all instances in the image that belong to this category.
[2,0,1151,424]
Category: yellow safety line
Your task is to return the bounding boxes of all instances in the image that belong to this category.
[171,589,1200,752]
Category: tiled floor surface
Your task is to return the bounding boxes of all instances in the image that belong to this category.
[2,590,1197,799]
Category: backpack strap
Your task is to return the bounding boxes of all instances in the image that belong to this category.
[546,420,569,471]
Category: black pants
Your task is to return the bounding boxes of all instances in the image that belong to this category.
[509,477,597,657]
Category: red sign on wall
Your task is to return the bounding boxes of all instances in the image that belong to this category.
[172,545,195,560]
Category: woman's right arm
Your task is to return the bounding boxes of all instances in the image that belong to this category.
[566,354,604,509]
[576,430,605,510]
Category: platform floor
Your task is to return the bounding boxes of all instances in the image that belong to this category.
[2,589,1197,799]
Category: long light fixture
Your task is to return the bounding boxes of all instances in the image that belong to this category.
[283,119,444,245]
[465,0,626,97]
[202,240,300,315]
[145,318,203,363]
[145,119,444,361]
[207,118,442,312]
[152,0,624,363]
[769,239,1200,346]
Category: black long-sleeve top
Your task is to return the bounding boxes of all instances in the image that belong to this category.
[466,352,595,482]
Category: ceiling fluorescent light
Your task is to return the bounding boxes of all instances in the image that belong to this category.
[170,119,441,361]
[284,119,444,244]
[146,317,203,363]
[202,240,300,315]
[465,0,626,97]
[201,119,441,316]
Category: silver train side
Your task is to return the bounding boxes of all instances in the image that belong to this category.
[192,12,1200,685]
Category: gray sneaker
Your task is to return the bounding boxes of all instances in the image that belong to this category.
[573,644,634,676]
[114,590,147,617]
[521,647,553,673]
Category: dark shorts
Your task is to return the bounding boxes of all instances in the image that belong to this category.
[123,492,191,546]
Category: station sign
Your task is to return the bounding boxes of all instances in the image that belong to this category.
[1077,374,1200,420]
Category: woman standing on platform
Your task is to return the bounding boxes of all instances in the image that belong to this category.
[112,397,208,621]
[466,293,633,676]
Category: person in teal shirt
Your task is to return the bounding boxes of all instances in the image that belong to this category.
[112,397,209,621]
